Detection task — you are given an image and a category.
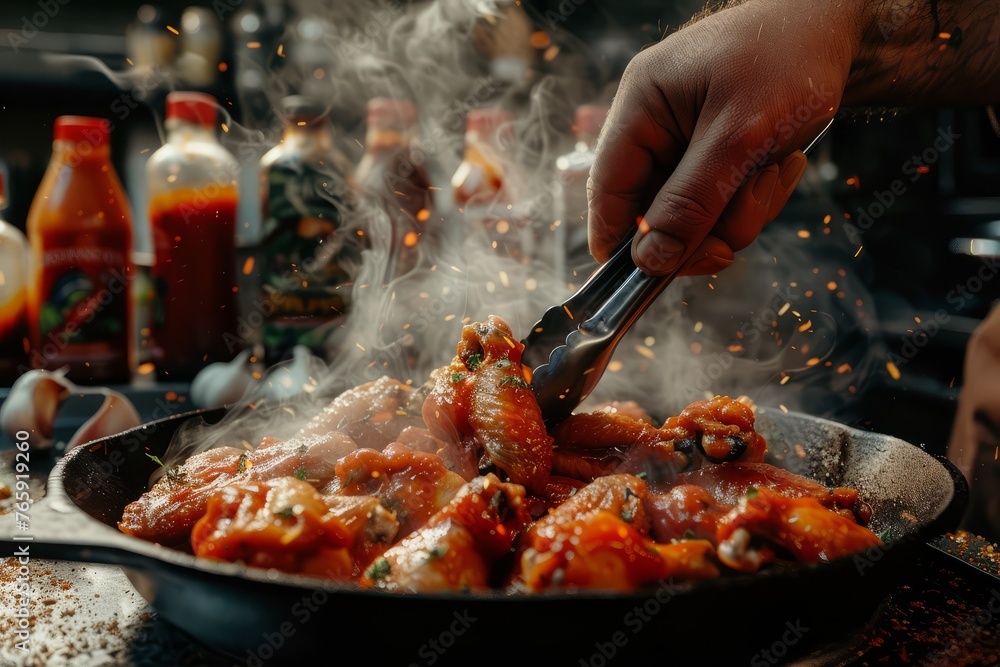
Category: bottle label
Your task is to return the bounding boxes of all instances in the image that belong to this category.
[37,240,130,355]
[259,161,361,360]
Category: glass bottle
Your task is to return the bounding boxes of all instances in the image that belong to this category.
[355,97,433,277]
[554,104,609,287]
[26,116,134,384]
[257,95,361,365]
[0,173,29,385]
[451,107,531,263]
[146,91,239,380]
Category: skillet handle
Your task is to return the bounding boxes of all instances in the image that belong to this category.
[0,472,144,564]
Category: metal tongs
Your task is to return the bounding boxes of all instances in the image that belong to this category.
[522,119,835,425]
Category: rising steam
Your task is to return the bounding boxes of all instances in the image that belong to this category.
[61,0,881,459]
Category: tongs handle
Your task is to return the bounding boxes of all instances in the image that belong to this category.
[526,119,834,425]
[579,116,836,343]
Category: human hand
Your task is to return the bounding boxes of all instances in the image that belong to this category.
[587,0,1000,276]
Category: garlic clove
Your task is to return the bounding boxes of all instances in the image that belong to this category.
[0,368,73,450]
[66,389,142,451]
[260,346,324,400]
[190,348,259,409]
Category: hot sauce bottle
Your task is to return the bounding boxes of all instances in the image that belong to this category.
[0,174,29,385]
[355,97,433,277]
[257,95,361,365]
[26,116,134,384]
[451,107,531,262]
[146,92,239,380]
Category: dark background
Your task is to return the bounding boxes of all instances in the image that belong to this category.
[0,0,998,512]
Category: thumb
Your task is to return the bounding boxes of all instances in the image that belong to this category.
[630,135,751,276]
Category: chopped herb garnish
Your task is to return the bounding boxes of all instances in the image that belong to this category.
[276,507,295,519]
[568,488,577,496]
[365,557,391,580]
[297,443,309,455]
[237,452,249,473]
[636,471,647,480]
[451,372,465,383]
[425,545,447,562]
[498,376,528,390]
[294,466,308,481]
[621,507,634,522]
[746,486,759,499]
[683,529,696,539]
[147,454,183,481]
[495,359,512,368]
[467,353,482,371]
[878,528,891,543]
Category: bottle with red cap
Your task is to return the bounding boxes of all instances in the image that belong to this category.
[146,91,239,380]
[0,173,29,385]
[355,97,433,277]
[451,107,531,262]
[26,116,134,384]
[554,104,609,286]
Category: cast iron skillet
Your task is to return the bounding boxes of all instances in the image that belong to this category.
[1,406,968,666]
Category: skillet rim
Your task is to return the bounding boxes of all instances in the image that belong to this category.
[20,403,971,603]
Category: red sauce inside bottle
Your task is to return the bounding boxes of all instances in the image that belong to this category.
[149,188,238,378]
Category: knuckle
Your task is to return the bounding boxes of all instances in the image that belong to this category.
[656,190,716,234]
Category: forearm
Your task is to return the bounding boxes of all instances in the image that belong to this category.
[847,0,1000,105]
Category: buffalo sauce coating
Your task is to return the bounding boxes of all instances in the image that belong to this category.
[190,476,354,578]
[118,430,357,545]
[362,474,530,592]
[519,475,719,591]
[662,395,767,463]
[715,487,884,572]
[298,376,424,451]
[329,442,467,537]
[423,315,553,493]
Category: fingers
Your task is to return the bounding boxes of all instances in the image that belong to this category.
[588,59,688,263]
[679,235,735,276]
[628,131,750,276]
[672,153,807,276]
[765,151,809,222]
[713,164,781,253]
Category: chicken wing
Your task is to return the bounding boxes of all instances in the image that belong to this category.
[715,487,883,572]
[423,316,553,492]
[299,376,424,450]
[190,476,355,578]
[119,431,356,545]
[329,442,467,538]
[361,474,530,592]
[520,475,719,591]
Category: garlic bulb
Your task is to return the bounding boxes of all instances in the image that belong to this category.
[0,369,141,451]
[189,348,259,409]
[0,369,72,450]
